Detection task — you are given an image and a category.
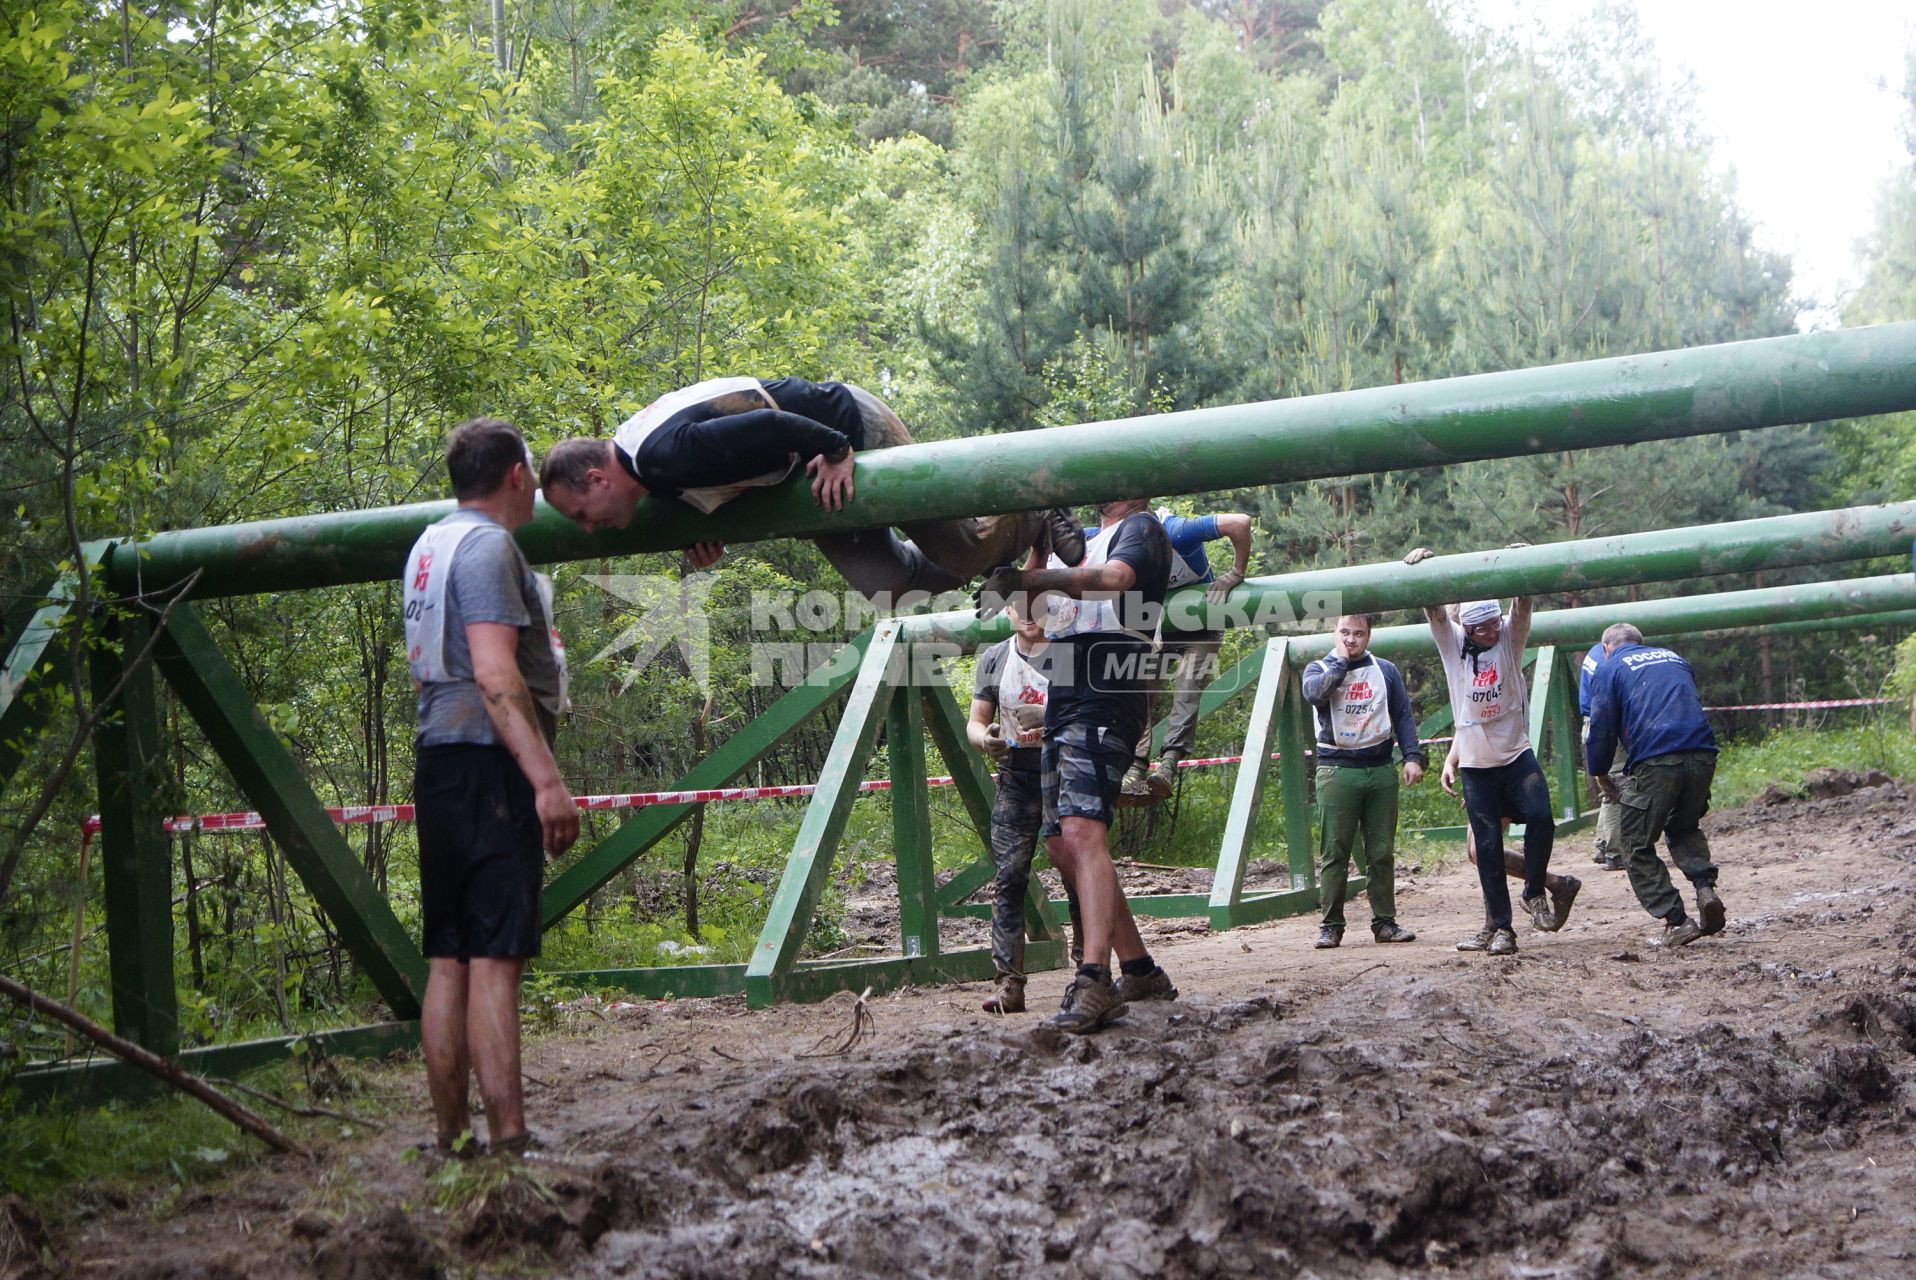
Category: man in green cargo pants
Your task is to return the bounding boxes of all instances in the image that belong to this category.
[1300,614,1426,948]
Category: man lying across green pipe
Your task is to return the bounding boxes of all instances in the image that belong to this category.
[536,376,1083,599]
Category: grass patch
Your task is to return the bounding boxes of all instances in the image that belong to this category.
[1710,719,1916,809]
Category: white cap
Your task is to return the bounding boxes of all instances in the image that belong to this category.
[1458,600,1502,625]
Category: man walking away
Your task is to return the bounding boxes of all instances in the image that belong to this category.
[1583,624,1725,947]
[1300,613,1424,948]
[404,417,580,1158]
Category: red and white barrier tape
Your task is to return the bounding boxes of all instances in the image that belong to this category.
[1703,697,1895,711]
[71,735,1456,838]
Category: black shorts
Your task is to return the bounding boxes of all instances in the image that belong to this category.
[415,743,544,961]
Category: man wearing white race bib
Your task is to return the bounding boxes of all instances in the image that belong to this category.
[1422,593,1576,955]
[537,376,1083,600]
[966,602,1082,1014]
[1300,614,1424,948]
[403,417,579,1160]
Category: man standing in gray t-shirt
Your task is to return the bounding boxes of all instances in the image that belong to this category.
[403,416,578,1159]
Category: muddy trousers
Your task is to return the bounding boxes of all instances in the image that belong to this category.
[1460,749,1555,931]
[1580,722,1625,856]
[810,386,1050,600]
[1132,630,1224,766]
[1619,750,1719,921]
[988,766,1083,978]
[1314,763,1399,928]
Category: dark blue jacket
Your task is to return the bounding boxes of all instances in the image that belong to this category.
[1584,643,1718,774]
[1300,651,1424,767]
[1578,643,1607,717]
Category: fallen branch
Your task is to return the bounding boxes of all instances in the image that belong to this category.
[0,972,306,1156]
[206,1075,385,1131]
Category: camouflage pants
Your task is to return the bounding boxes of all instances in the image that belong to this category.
[1619,750,1719,921]
[989,766,1081,979]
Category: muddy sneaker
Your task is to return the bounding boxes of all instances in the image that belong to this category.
[1041,508,1087,566]
[1051,971,1127,1034]
[1371,920,1417,944]
[1695,884,1726,937]
[1145,761,1174,802]
[1547,875,1581,932]
[1522,893,1558,933]
[981,977,1026,1014]
[1658,917,1703,948]
[1598,852,1626,872]
[1315,923,1344,949]
[1487,927,1519,956]
[1456,923,1495,952]
[1116,965,1178,1003]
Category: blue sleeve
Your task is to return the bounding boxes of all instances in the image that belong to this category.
[1585,662,1622,774]
[1578,647,1602,716]
[1300,656,1346,707]
[1174,514,1220,542]
[1384,661,1423,763]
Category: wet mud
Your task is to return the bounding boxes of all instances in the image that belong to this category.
[20,782,1916,1279]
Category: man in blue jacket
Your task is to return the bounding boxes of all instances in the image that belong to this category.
[1579,643,1626,871]
[1300,614,1424,947]
[1584,623,1725,947]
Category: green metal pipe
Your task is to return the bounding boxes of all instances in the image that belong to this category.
[1666,608,1916,641]
[105,323,1916,597]
[1281,574,1916,666]
[902,499,1916,647]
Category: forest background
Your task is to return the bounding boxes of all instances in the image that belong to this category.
[5,0,1916,1060]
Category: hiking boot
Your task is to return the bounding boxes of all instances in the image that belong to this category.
[1487,927,1518,956]
[1051,970,1127,1034]
[1042,508,1087,566]
[1696,884,1726,937]
[1591,846,1612,865]
[1598,852,1626,872]
[1658,917,1703,948]
[1371,920,1417,944]
[1116,761,1156,809]
[981,976,1026,1014]
[1547,875,1581,932]
[1522,893,1558,933]
[1116,964,1178,1003]
[1145,761,1174,802]
[1456,922,1496,952]
[1314,923,1344,949]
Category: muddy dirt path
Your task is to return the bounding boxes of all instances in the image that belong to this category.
[20,781,1916,1279]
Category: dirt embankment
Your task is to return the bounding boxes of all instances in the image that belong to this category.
[14,782,1916,1279]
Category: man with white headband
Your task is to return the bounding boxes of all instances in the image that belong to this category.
[1410,564,1578,955]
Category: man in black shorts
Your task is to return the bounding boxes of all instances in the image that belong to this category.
[538,376,1082,600]
[403,418,580,1157]
[978,497,1179,1033]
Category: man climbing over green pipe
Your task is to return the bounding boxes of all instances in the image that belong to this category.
[537,376,1083,600]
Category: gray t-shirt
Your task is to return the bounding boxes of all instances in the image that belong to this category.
[413,510,562,748]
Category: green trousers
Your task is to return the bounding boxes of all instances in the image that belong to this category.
[1314,762,1399,928]
[1620,750,1719,920]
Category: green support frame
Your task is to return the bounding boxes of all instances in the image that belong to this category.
[154,605,426,1017]
[90,610,180,1057]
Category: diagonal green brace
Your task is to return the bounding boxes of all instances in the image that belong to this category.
[1275,659,1314,891]
[1209,638,1289,929]
[541,629,873,929]
[90,610,180,1055]
[746,623,902,1008]
[1145,636,1268,756]
[1,566,90,796]
[154,604,425,1018]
